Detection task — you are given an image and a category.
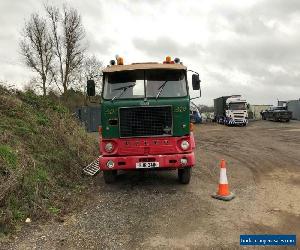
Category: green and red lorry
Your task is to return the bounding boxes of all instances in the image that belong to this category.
[87,56,201,184]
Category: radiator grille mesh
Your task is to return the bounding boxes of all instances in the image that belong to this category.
[119,106,172,137]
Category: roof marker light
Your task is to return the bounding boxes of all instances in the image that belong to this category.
[163,56,175,64]
[117,57,124,65]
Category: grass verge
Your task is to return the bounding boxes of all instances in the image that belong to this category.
[0,85,98,235]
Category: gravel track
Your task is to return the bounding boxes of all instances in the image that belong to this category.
[1,120,300,249]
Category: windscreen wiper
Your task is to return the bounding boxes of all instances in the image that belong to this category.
[111,84,135,101]
[155,80,168,100]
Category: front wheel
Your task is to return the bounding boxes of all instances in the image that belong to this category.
[224,119,229,126]
[178,167,191,184]
[103,170,117,184]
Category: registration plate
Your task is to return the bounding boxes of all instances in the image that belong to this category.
[136,162,159,169]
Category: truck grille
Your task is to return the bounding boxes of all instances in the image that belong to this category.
[119,106,172,137]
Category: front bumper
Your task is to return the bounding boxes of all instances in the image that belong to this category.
[275,115,291,120]
[99,152,195,171]
[227,118,248,125]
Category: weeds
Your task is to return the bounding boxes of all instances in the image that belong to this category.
[8,197,26,221]
[0,145,17,169]
[0,86,98,235]
[48,206,60,214]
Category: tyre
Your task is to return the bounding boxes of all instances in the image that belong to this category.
[103,170,117,184]
[178,167,191,184]
[286,119,290,122]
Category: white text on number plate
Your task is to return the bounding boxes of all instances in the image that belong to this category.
[136,162,159,168]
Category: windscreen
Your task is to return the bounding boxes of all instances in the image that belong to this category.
[229,102,246,110]
[274,107,286,110]
[103,69,187,99]
[145,70,187,98]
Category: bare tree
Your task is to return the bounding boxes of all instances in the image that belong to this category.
[20,14,53,96]
[23,77,39,93]
[71,55,103,94]
[83,55,103,91]
[45,5,86,94]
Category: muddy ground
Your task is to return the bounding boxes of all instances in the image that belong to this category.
[1,120,300,249]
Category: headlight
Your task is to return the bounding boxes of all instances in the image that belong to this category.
[180,140,190,150]
[105,142,114,152]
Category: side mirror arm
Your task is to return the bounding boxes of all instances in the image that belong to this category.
[187,69,199,75]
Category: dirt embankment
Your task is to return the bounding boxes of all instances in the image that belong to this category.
[1,120,300,249]
[0,86,97,235]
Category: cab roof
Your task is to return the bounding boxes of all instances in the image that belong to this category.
[102,63,187,73]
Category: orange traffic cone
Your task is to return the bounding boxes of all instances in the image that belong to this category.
[212,159,235,201]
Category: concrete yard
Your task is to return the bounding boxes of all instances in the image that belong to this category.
[1,120,300,249]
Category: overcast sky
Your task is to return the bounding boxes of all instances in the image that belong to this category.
[1,0,300,105]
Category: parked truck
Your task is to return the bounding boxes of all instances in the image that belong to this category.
[261,106,292,122]
[87,56,201,184]
[214,95,248,126]
[190,102,202,124]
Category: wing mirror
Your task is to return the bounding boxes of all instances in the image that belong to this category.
[87,79,95,96]
[192,74,201,90]
[189,70,202,100]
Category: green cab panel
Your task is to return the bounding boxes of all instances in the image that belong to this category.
[101,97,190,138]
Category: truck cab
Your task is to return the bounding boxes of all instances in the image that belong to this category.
[225,95,248,125]
[87,57,201,184]
[214,95,248,126]
[261,106,292,122]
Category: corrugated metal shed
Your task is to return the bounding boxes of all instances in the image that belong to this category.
[287,100,300,120]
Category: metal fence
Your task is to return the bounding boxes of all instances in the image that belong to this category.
[75,106,101,132]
